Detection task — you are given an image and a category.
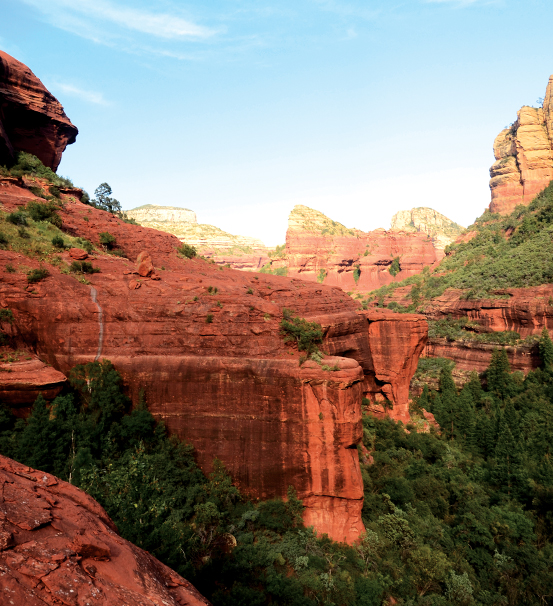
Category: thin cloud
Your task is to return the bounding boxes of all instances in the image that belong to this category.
[425,0,498,5]
[20,0,217,41]
[49,82,110,106]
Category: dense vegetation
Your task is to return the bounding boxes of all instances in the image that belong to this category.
[366,180,553,308]
[1,336,552,604]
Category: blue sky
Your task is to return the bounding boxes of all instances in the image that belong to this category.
[2,0,552,245]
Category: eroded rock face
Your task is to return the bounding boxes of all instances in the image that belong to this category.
[0,454,210,606]
[489,76,553,214]
[285,205,439,292]
[0,179,428,543]
[0,350,67,417]
[0,51,78,171]
[390,207,465,252]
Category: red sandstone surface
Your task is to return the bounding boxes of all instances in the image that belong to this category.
[285,206,439,293]
[0,178,427,543]
[0,453,210,606]
[0,349,67,417]
[489,75,553,215]
[0,51,78,171]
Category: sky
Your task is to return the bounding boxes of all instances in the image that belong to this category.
[2,0,553,246]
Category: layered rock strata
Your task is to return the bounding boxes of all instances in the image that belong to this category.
[0,454,210,606]
[285,205,439,292]
[390,207,465,253]
[0,51,78,170]
[0,179,428,543]
[489,75,553,214]
[125,204,197,224]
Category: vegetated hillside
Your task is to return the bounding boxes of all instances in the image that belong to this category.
[366,180,553,311]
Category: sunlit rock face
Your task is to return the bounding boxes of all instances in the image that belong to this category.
[0,50,78,170]
[489,75,553,215]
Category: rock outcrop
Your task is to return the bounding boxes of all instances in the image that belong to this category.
[284,205,439,292]
[0,178,428,544]
[125,204,197,225]
[0,350,67,416]
[0,453,210,606]
[489,75,553,214]
[390,207,465,253]
[0,51,78,171]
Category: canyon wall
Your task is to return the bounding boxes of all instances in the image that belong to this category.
[0,177,428,543]
[390,207,465,252]
[0,51,78,171]
[489,75,553,214]
[284,205,439,292]
[0,454,210,605]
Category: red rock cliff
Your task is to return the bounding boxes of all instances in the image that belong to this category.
[0,454,210,605]
[284,205,439,292]
[489,75,553,215]
[0,179,428,543]
[0,50,78,170]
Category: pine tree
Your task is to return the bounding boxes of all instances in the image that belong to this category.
[439,365,458,439]
[456,386,476,449]
[492,416,525,498]
[503,400,520,444]
[486,349,515,401]
[466,371,483,407]
[539,327,553,369]
[17,394,54,472]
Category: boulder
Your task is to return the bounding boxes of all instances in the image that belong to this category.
[0,454,210,606]
[69,248,88,260]
[136,250,154,277]
[0,51,78,171]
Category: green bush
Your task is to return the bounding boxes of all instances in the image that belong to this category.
[52,234,66,249]
[27,268,49,283]
[0,232,8,248]
[280,309,323,355]
[317,268,327,284]
[206,314,214,323]
[177,242,197,258]
[389,256,401,276]
[6,211,28,226]
[0,309,14,324]
[77,238,94,254]
[18,227,30,239]
[7,152,73,187]
[99,232,116,249]
[26,201,62,228]
[353,264,361,284]
[69,261,100,274]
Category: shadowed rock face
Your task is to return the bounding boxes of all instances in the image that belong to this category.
[0,454,211,606]
[0,178,428,543]
[0,50,78,170]
[489,75,553,215]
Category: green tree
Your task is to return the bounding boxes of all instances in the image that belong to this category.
[538,327,553,368]
[486,349,515,401]
[492,416,525,497]
[93,183,121,214]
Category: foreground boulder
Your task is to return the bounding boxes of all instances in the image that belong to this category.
[0,50,78,170]
[0,454,210,606]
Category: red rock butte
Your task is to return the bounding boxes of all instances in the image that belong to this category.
[0,454,211,605]
[0,176,428,544]
[0,50,78,171]
[489,75,553,214]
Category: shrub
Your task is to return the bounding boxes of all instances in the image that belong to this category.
[28,185,47,199]
[317,268,327,284]
[99,232,116,249]
[207,286,218,295]
[27,201,62,228]
[52,235,65,249]
[70,261,100,274]
[0,309,14,324]
[18,227,30,239]
[8,152,73,187]
[353,264,361,284]
[177,243,197,259]
[206,314,214,323]
[6,211,28,226]
[77,239,94,254]
[49,185,61,199]
[389,257,401,276]
[246,287,253,294]
[27,268,49,283]
[0,232,8,248]
[280,309,323,354]
[5,264,15,273]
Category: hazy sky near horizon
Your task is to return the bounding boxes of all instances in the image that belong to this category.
[2,0,552,245]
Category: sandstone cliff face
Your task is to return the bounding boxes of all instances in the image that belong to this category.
[0,454,210,606]
[0,179,428,543]
[390,207,465,253]
[285,205,439,292]
[489,76,553,214]
[125,204,197,224]
[0,51,78,171]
